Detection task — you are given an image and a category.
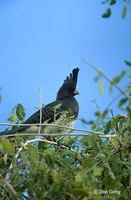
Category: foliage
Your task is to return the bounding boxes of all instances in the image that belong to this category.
[101,0,131,19]
[0,61,130,200]
[7,104,25,123]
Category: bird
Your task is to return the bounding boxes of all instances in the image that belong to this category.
[0,68,79,137]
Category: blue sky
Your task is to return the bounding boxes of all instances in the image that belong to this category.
[0,0,130,130]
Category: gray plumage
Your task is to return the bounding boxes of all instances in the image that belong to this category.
[0,68,79,136]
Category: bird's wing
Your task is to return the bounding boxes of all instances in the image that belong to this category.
[24,101,62,124]
[0,101,62,135]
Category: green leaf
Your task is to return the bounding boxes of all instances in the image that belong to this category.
[80,118,89,125]
[3,153,8,164]
[111,70,126,85]
[8,114,18,122]
[98,80,104,95]
[71,188,87,197]
[110,0,116,5]
[102,8,112,18]
[93,167,103,176]
[111,117,118,128]
[63,137,74,145]
[122,5,127,19]
[81,135,92,147]
[95,111,103,119]
[46,147,55,156]
[104,120,112,133]
[83,157,96,169]
[0,95,2,104]
[125,60,131,67]
[28,144,39,166]
[0,138,15,154]
[16,103,25,121]
[94,75,100,82]
[119,97,128,107]
[101,0,108,4]
[54,103,62,110]
[99,69,104,76]
[52,172,61,185]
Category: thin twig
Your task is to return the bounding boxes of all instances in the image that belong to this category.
[97,143,131,165]
[38,87,43,134]
[5,138,55,180]
[106,93,122,109]
[84,59,128,98]
[0,132,117,138]
[5,137,78,180]
[2,163,29,176]
[0,122,107,134]
[0,122,118,137]
[103,161,115,179]
[0,175,18,199]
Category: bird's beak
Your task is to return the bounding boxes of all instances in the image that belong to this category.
[74,90,79,95]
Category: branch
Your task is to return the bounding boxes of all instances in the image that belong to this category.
[38,86,43,134]
[0,124,117,138]
[0,122,112,135]
[105,93,122,109]
[0,132,117,138]
[5,138,55,180]
[97,143,131,165]
[0,175,18,200]
[5,137,79,180]
[84,59,128,98]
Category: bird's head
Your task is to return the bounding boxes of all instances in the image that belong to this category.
[56,68,79,100]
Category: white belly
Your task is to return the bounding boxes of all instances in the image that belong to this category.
[23,120,75,135]
[24,125,40,133]
[43,120,75,135]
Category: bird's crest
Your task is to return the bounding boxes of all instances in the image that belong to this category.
[57,68,79,100]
